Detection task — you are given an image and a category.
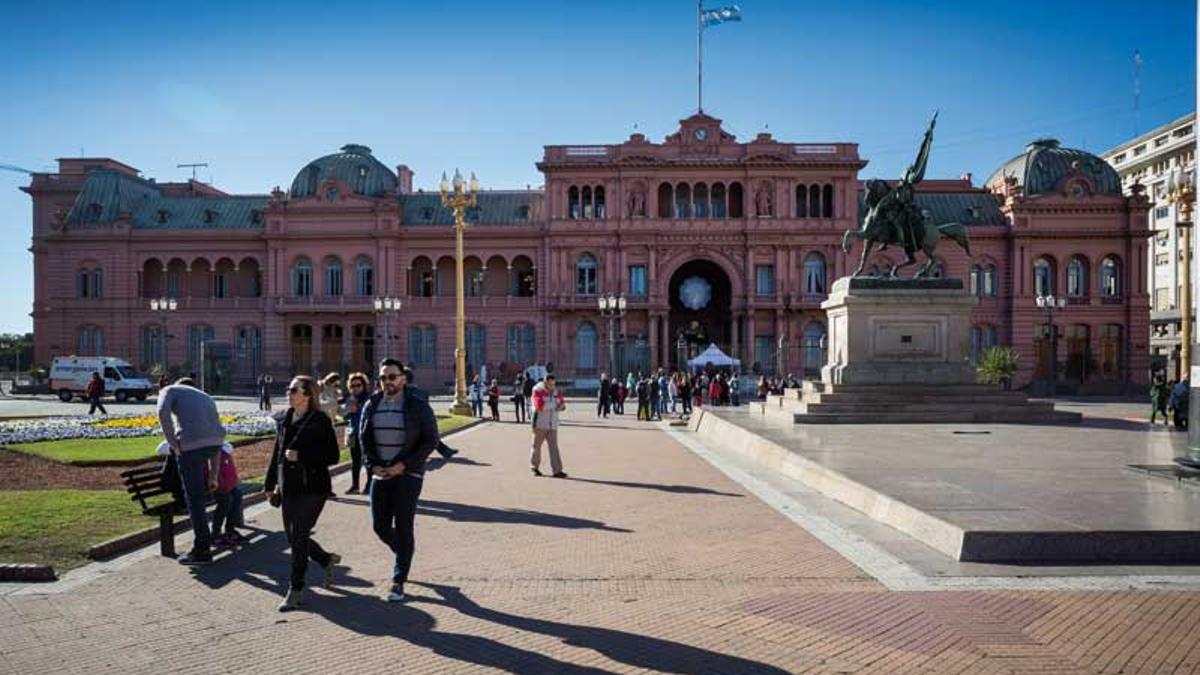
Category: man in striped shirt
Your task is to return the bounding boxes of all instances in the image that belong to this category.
[360,358,438,603]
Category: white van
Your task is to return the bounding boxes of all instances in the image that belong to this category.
[49,356,154,402]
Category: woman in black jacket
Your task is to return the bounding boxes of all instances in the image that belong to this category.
[264,375,342,612]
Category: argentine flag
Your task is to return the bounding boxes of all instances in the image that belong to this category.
[701,5,742,28]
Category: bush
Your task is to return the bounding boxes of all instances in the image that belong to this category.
[977,347,1019,387]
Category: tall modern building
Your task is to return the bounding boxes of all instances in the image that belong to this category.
[23,111,1150,394]
[1101,112,1196,379]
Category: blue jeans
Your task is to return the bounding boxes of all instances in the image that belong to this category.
[177,446,219,553]
[471,398,483,417]
[370,474,424,584]
[212,487,243,534]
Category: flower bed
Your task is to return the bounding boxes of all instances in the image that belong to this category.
[0,412,275,445]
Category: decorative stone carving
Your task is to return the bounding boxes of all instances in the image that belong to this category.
[754,181,774,217]
[625,182,646,218]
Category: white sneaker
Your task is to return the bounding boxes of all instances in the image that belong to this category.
[278,587,304,612]
[384,584,406,603]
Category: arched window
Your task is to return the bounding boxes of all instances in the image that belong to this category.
[576,254,598,295]
[809,184,821,218]
[802,322,827,375]
[693,183,709,218]
[77,325,104,356]
[983,265,997,297]
[1033,257,1055,297]
[410,257,434,297]
[970,324,997,365]
[822,184,835,218]
[291,257,313,297]
[409,324,437,367]
[507,323,536,364]
[1066,256,1087,297]
[77,267,103,299]
[356,257,374,296]
[575,322,598,372]
[674,183,691,219]
[324,256,343,296]
[187,324,215,370]
[729,182,744,218]
[711,182,727,218]
[803,252,827,295]
[1100,256,1121,297]
[657,182,673,218]
[969,265,981,296]
[594,186,606,219]
[568,186,580,220]
[581,186,593,219]
[795,185,808,218]
[466,324,486,373]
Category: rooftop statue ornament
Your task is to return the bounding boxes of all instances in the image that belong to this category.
[842,112,971,278]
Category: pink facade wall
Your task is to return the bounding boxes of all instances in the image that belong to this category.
[23,114,1151,393]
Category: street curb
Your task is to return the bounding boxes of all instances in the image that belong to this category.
[0,564,56,582]
[67,436,272,467]
[81,418,486,564]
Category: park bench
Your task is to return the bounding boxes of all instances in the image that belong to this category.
[120,464,186,558]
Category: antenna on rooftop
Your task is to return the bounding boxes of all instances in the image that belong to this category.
[177,162,209,182]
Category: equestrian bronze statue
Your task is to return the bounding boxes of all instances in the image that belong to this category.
[842,112,971,278]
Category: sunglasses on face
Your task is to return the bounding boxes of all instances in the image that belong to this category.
[288,386,305,394]
[381,373,402,381]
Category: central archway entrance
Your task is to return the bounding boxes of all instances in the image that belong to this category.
[668,260,733,370]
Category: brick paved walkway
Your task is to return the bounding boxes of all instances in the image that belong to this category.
[3,410,1200,674]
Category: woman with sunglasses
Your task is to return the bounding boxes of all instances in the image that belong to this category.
[264,375,342,612]
[340,372,371,494]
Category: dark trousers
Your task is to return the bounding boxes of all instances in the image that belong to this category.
[597,399,610,417]
[637,400,650,420]
[514,396,526,423]
[613,397,623,414]
[212,487,243,534]
[471,398,483,417]
[488,399,499,421]
[177,446,218,553]
[88,395,107,415]
[370,474,424,585]
[258,393,271,411]
[649,397,660,419]
[281,492,331,590]
[682,396,692,414]
[348,435,364,489]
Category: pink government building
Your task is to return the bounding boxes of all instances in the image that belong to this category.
[22,112,1150,393]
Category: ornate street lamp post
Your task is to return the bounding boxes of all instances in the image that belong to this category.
[1168,166,1194,379]
[440,169,478,416]
[1035,294,1066,396]
[598,293,627,377]
[373,296,401,360]
[149,297,177,372]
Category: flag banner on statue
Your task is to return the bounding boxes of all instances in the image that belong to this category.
[701,5,742,28]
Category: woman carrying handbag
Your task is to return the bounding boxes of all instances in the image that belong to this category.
[264,375,342,612]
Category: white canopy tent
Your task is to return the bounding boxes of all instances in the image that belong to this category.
[686,343,741,371]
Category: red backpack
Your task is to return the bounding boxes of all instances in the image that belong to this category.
[216,452,239,493]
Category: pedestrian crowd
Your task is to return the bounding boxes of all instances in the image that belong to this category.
[1150,375,1190,430]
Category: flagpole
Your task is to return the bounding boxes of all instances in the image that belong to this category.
[697,0,703,113]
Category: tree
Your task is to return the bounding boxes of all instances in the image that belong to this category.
[977,346,1020,389]
[0,333,34,372]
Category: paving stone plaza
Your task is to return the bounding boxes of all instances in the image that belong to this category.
[3,401,1200,674]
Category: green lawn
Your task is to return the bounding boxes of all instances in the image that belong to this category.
[0,490,161,572]
[8,434,264,464]
[0,415,477,572]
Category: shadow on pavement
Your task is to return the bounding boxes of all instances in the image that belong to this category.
[426,455,492,472]
[188,528,374,592]
[1077,417,1154,432]
[409,582,793,674]
[336,497,634,533]
[565,477,743,497]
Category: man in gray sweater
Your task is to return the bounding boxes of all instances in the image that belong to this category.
[157,378,226,564]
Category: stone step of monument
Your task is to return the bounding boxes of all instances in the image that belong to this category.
[803,382,1014,396]
[766,392,1033,409]
[802,400,1057,413]
[792,409,1075,424]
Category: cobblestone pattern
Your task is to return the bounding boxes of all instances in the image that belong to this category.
[2,413,1199,674]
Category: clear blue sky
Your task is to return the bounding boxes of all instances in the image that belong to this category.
[0,0,1194,334]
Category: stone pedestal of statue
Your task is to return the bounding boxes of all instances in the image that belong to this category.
[820,276,977,385]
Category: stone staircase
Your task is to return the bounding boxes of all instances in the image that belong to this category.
[757,381,1081,425]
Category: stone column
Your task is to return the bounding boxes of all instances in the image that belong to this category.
[747,313,757,368]
[342,323,353,372]
[731,312,741,365]
[311,324,323,376]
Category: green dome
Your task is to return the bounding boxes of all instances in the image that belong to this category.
[289,144,397,198]
[988,138,1122,197]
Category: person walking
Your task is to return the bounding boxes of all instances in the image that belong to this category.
[257,372,274,411]
[487,379,501,421]
[636,376,650,420]
[513,374,527,424]
[649,374,661,421]
[1150,377,1169,425]
[530,374,567,478]
[1171,377,1191,430]
[597,373,611,418]
[85,372,107,415]
[360,358,439,603]
[265,375,341,611]
[611,377,624,415]
[318,373,342,420]
[679,374,692,415]
[468,375,484,418]
[157,377,225,564]
[522,372,535,419]
[341,372,371,494]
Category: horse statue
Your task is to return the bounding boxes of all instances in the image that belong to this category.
[841,112,971,278]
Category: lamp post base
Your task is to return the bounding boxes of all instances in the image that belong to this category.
[449,400,474,417]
